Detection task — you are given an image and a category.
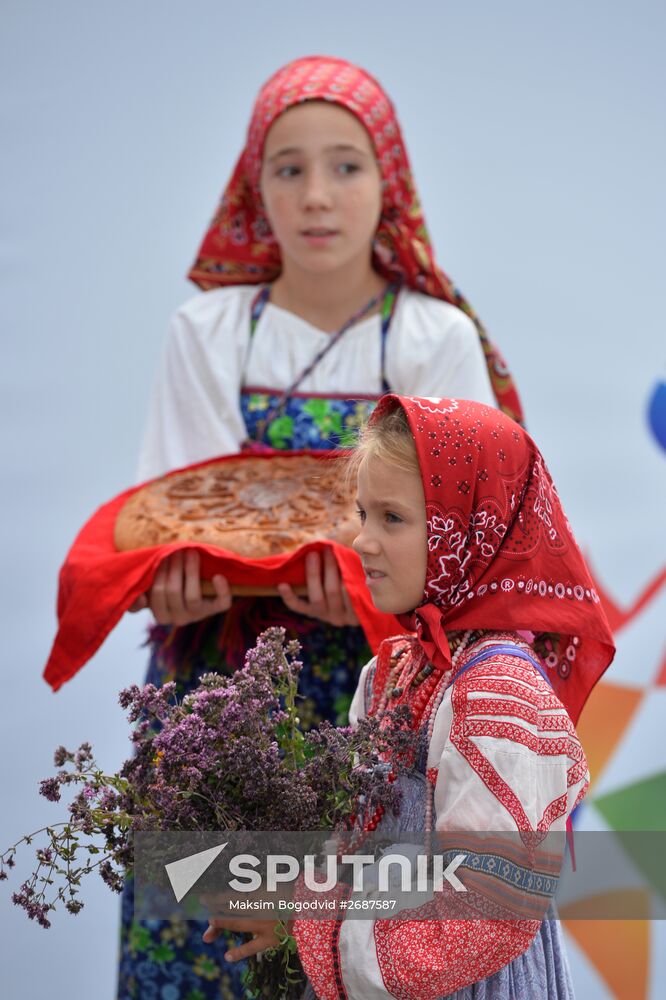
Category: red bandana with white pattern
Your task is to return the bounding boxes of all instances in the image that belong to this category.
[373,395,614,723]
[187,55,523,423]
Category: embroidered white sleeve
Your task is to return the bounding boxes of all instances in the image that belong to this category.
[332,657,588,999]
[430,658,589,833]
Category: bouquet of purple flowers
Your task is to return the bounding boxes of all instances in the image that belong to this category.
[2,627,414,998]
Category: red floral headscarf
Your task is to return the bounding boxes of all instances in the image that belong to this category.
[371,395,614,723]
[188,55,523,424]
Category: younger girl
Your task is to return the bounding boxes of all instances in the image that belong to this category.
[209,395,614,998]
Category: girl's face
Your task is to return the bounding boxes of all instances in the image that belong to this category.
[260,102,383,277]
[353,456,428,614]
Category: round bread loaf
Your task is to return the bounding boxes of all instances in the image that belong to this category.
[114,454,358,558]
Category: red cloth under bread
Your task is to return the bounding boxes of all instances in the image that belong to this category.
[44,451,401,691]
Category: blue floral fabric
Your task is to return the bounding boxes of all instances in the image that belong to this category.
[241,392,377,451]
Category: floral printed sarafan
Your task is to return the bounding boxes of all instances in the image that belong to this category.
[375,395,616,723]
[188,54,524,424]
[242,392,375,450]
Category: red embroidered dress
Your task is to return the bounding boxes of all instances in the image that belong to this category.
[293,396,615,999]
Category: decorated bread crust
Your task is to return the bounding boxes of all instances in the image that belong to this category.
[114,454,357,558]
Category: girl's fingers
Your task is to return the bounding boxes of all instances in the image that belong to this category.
[278,553,326,617]
[165,551,186,617]
[183,550,202,608]
[152,550,352,626]
[278,551,359,625]
[210,573,232,612]
[202,918,278,960]
[149,558,171,622]
[205,918,246,933]
[322,549,344,617]
[224,934,272,962]
[148,553,233,625]
[202,923,223,943]
[304,551,325,607]
[277,582,309,615]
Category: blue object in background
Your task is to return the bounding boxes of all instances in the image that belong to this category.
[647,379,666,453]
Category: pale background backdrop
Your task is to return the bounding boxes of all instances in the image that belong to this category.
[2,0,665,997]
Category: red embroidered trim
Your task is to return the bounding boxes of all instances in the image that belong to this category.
[449,654,588,832]
[292,882,352,999]
[463,719,573,756]
[293,918,342,1000]
[540,793,568,830]
[465,695,539,724]
[374,916,537,999]
[568,758,589,787]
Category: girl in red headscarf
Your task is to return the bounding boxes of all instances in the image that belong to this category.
[207,395,614,998]
[122,56,525,999]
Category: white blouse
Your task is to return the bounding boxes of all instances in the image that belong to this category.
[137,285,496,481]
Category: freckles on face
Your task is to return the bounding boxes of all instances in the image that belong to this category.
[353,456,428,615]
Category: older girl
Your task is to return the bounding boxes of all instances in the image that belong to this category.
[122,56,523,1000]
